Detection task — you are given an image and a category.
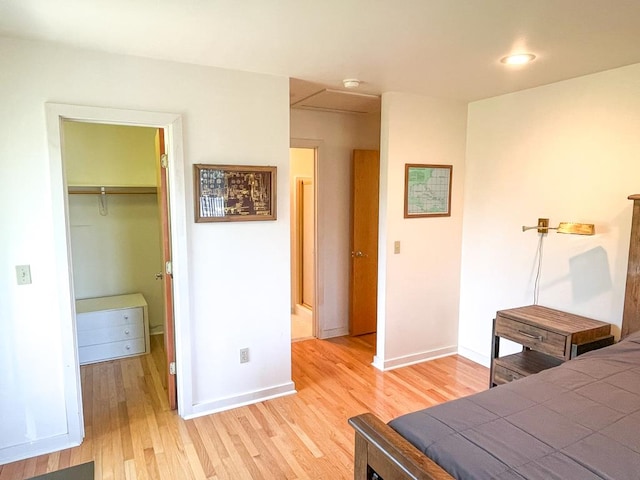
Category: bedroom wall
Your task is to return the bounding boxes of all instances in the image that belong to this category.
[0,36,291,462]
[459,63,640,366]
[375,92,468,369]
[290,108,380,338]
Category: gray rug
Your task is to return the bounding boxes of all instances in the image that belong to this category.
[27,462,94,480]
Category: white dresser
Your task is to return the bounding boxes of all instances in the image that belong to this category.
[76,293,150,365]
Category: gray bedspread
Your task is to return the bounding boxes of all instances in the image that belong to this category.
[389,331,640,479]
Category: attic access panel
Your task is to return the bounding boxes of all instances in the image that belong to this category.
[291,88,380,114]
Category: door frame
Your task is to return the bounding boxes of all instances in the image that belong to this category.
[290,139,321,337]
[45,103,192,425]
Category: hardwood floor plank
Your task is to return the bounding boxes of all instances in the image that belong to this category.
[222,412,260,458]
[34,454,49,476]
[209,415,256,479]
[0,461,24,480]
[20,457,36,479]
[237,415,295,480]
[184,419,216,478]
[143,447,161,480]
[45,451,60,474]
[3,335,488,479]
[124,458,138,480]
[270,435,310,480]
[181,443,208,480]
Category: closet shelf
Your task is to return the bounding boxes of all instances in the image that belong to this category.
[68,186,157,195]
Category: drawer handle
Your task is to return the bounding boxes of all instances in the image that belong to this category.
[518,330,543,341]
[124,329,130,335]
[124,315,129,320]
[126,345,131,350]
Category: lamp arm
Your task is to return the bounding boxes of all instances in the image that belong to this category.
[522,222,595,235]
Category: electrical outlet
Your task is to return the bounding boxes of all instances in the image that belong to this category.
[16,265,32,285]
[394,241,401,254]
[240,348,249,364]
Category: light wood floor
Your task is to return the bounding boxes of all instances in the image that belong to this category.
[1,335,488,480]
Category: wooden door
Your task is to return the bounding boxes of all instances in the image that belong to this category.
[350,150,380,336]
[156,129,177,410]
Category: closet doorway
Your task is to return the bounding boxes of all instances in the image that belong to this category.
[62,120,177,410]
[290,147,316,341]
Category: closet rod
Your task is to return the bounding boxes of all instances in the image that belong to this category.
[67,186,157,195]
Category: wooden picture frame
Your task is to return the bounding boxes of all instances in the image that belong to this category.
[404,164,452,218]
[194,164,277,222]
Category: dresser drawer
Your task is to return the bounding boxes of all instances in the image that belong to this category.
[76,307,143,331]
[77,320,145,347]
[79,337,146,365]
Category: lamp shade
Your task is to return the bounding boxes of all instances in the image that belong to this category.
[556,222,595,235]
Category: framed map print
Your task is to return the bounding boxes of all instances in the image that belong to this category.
[404,164,452,218]
[194,164,277,222]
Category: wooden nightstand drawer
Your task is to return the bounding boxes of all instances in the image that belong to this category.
[495,315,566,358]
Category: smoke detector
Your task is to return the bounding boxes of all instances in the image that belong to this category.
[342,78,361,89]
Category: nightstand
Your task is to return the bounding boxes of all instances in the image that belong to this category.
[490,305,614,387]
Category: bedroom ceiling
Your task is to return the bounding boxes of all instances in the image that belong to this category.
[2,0,640,105]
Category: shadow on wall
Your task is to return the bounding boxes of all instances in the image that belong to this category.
[569,246,612,302]
[539,246,613,304]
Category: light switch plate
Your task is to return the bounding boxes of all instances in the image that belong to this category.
[16,265,32,285]
[394,241,401,254]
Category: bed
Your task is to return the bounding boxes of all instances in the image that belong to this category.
[349,194,640,480]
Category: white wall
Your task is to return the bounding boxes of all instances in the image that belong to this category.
[0,36,292,463]
[376,92,468,370]
[290,109,380,338]
[459,63,640,365]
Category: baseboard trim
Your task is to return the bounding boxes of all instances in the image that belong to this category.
[184,382,297,419]
[317,326,349,339]
[372,345,458,371]
[0,433,81,466]
[457,346,490,368]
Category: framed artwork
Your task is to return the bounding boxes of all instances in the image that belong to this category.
[194,164,277,222]
[404,164,452,218]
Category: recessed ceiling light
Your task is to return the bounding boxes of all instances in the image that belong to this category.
[500,53,536,65]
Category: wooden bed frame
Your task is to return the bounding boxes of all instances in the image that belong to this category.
[349,194,640,480]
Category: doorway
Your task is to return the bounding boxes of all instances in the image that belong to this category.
[62,120,178,407]
[46,104,190,432]
[290,147,316,340]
